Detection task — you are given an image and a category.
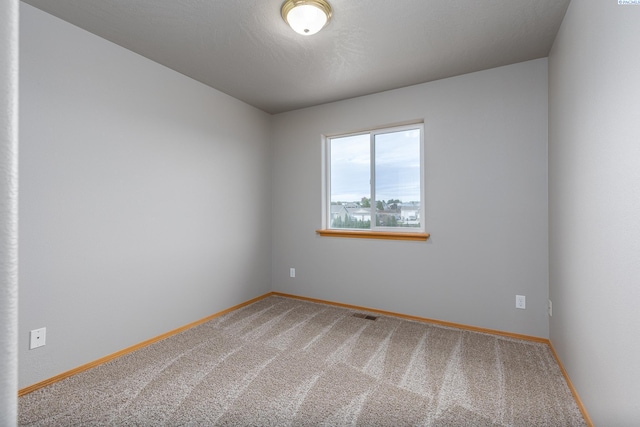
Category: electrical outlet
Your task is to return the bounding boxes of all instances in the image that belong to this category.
[30,327,46,349]
[289,268,295,278]
[516,295,526,309]
[549,299,553,317]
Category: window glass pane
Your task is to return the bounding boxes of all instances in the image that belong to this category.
[374,129,421,228]
[330,134,371,229]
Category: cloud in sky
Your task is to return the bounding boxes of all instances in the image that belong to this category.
[330,129,421,203]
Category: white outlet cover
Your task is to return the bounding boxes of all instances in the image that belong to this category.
[30,327,46,349]
[516,295,526,309]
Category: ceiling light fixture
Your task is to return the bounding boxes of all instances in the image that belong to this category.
[281,0,332,36]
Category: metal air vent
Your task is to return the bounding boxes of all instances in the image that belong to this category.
[352,313,378,321]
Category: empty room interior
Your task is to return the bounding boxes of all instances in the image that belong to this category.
[1,0,639,425]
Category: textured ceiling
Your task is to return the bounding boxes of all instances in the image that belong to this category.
[22,0,570,114]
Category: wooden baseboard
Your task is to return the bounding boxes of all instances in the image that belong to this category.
[18,290,593,427]
[547,341,594,427]
[271,291,549,344]
[18,292,274,397]
[18,290,548,396]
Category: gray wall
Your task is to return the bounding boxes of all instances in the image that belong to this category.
[549,0,640,423]
[272,59,549,338]
[19,3,272,388]
[1,0,19,423]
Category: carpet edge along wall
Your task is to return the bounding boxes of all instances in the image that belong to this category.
[18,292,592,426]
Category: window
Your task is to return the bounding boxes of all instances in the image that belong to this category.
[319,123,428,241]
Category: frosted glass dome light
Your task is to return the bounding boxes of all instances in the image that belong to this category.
[281,0,332,36]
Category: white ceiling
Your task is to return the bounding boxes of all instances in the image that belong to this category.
[22,0,570,114]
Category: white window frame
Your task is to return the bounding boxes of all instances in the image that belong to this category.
[321,122,425,235]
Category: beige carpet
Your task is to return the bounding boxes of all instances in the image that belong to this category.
[19,296,586,426]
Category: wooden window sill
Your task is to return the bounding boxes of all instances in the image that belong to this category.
[316,229,430,241]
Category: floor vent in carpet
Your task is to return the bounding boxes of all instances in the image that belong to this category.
[353,313,378,321]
